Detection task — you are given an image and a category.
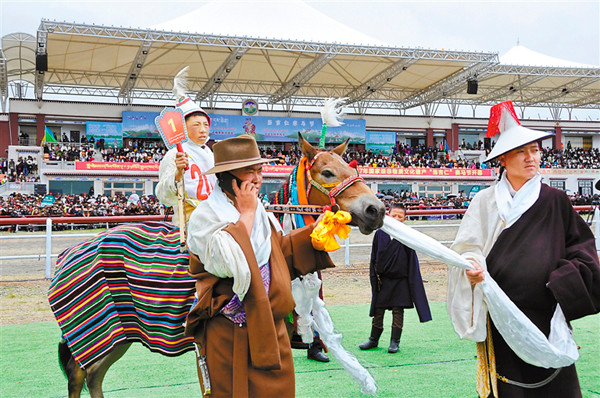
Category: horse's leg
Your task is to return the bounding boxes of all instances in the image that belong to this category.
[58,339,86,398]
[85,342,132,398]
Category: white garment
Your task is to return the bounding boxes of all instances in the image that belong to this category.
[155,142,216,226]
[447,173,541,340]
[447,186,504,341]
[187,185,272,301]
[495,172,541,228]
[382,212,578,368]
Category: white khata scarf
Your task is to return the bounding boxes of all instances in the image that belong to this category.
[495,171,542,229]
[206,184,272,267]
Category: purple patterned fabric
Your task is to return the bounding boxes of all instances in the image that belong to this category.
[220,262,271,324]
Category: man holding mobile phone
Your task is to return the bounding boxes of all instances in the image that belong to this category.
[184,134,333,397]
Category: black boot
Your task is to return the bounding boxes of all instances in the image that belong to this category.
[307,339,330,362]
[388,327,402,353]
[359,326,383,350]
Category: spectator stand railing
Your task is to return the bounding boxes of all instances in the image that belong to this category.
[0,208,596,279]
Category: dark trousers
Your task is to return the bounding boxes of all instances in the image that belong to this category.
[372,307,404,330]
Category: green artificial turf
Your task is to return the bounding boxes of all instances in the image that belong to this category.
[1,303,598,397]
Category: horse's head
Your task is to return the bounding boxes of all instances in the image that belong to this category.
[298,133,385,234]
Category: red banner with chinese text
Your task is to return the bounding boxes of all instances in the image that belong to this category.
[262,164,493,177]
[75,162,160,172]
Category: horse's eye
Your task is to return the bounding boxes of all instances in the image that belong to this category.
[321,170,335,178]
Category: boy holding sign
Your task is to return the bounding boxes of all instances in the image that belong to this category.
[155,67,216,228]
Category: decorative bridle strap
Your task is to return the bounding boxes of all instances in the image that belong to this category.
[329,174,365,198]
[305,152,365,208]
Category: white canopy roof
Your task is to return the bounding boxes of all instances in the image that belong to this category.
[0,3,598,115]
[500,45,598,68]
[153,0,388,46]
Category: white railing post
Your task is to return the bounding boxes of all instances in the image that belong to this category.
[45,218,53,279]
[344,235,350,266]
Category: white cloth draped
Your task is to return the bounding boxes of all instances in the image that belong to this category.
[187,185,271,301]
[495,172,541,228]
[382,201,579,368]
[292,272,378,396]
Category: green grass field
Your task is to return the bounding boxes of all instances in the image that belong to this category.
[1,303,598,397]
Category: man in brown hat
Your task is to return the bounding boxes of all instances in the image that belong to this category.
[184,135,334,397]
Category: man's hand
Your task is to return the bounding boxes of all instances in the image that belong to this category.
[174,152,189,182]
[466,261,485,286]
[233,179,257,235]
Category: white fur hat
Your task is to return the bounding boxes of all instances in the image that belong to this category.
[172,66,211,125]
[175,96,211,125]
[485,101,554,162]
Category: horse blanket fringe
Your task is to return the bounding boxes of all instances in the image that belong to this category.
[48,222,195,368]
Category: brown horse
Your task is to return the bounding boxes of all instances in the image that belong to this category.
[51,135,384,398]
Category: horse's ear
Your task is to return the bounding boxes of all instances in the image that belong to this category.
[298,132,317,161]
[332,138,350,157]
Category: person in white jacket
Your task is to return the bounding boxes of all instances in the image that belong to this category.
[155,96,216,227]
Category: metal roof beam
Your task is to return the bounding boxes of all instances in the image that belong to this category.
[576,94,600,108]
[118,41,153,105]
[34,27,47,101]
[344,58,417,105]
[434,97,600,110]
[268,52,336,104]
[493,64,600,78]
[400,56,498,109]
[475,74,546,103]
[195,47,248,101]
[519,77,599,106]
[39,20,497,61]
[0,49,7,112]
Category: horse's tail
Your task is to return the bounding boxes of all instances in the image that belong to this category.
[58,338,88,394]
[57,338,71,378]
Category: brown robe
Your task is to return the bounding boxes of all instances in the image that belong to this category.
[485,184,600,397]
[184,221,334,398]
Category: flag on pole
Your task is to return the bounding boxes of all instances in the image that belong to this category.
[41,126,58,145]
[445,140,450,160]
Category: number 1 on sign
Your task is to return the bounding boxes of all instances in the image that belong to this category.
[168,118,177,132]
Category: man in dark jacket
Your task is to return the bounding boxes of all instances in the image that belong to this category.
[359,203,432,353]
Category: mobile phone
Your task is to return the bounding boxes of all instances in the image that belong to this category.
[219,172,244,196]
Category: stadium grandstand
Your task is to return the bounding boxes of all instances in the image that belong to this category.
[1,1,598,208]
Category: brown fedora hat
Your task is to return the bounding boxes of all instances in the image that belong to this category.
[204,135,271,174]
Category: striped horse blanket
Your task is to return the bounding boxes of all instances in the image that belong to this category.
[48,222,195,369]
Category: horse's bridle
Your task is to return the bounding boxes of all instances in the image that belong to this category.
[306,152,365,211]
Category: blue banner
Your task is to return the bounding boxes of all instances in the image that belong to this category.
[366,131,396,154]
[120,111,366,143]
[86,122,123,147]
[210,114,366,143]
[122,111,160,138]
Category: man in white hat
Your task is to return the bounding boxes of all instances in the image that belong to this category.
[155,94,216,227]
[183,135,334,397]
[447,101,600,397]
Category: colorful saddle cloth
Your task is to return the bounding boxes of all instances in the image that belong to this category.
[48,222,195,368]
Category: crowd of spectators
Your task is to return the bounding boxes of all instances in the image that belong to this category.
[257,144,485,169]
[0,192,164,219]
[540,146,600,169]
[342,144,486,169]
[0,157,41,184]
[42,138,167,163]
[2,139,599,185]
[3,189,595,227]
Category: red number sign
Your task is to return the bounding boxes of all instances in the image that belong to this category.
[156,109,186,147]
